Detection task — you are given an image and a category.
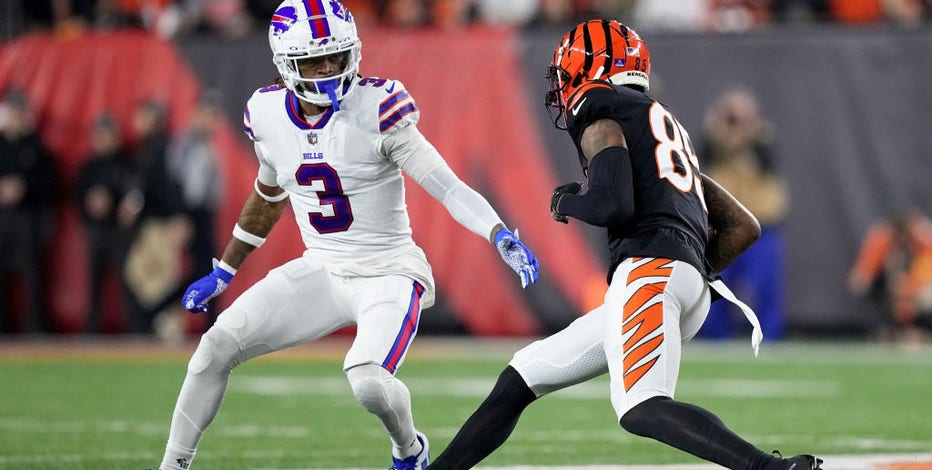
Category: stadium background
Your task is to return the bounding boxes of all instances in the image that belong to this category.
[3,3,932,469]
[2,20,931,337]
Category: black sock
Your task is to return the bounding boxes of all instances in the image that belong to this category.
[428,366,537,470]
[620,396,775,470]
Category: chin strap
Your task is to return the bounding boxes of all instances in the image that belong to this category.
[319,80,340,112]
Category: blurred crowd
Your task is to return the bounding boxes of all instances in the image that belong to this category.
[848,209,932,345]
[0,88,225,341]
[5,0,931,41]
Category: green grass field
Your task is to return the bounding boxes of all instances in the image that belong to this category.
[0,338,930,469]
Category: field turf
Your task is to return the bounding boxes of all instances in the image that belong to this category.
[0,338,930,469]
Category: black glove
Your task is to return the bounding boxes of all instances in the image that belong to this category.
[551,181,583,224]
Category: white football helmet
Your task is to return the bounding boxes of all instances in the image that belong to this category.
[268,0,361,109]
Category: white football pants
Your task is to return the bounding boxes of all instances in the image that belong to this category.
[162,255,425,467]
[509,257,711,420]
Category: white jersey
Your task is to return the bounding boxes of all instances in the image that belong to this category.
[243,77,436,307]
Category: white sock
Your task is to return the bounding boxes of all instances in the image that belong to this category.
[346,365,418,458]
[395,433,422,459]
[160,443,195,470]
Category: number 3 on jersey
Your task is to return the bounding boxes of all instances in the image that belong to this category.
[295,163,354,233]
[648,103,707,212]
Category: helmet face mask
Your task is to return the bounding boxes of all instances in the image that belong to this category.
[269,1,361,108]
[545,19,651,129]
[545,64,571,129]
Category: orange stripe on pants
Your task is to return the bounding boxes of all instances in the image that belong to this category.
[621,258,672,391]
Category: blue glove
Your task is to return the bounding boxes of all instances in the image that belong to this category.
[181,260,235,313]
[494,227,540,289]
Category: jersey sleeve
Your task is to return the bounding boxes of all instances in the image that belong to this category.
[243,101,257,142]
[563,82,624,172]
[243,89,279,186]
[378,79,420,134]
[254,142,277,187]
[566,81,620,135]
[383,126,503,240]
[381,125,446,183]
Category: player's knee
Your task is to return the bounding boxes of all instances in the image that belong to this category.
[346,364,398,414]
[619,396,669,437]
[187,327,243,376]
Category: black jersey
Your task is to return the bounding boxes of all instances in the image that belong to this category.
[565,81,709,280]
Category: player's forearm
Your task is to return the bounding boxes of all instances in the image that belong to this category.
[416,165,504,243]
[702,173,760,272]
[557,147,635,227]
[221,191,287,269]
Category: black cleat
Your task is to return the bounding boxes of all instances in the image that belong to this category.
[774,451,823,470]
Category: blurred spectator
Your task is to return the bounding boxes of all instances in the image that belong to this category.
[133,101,181,220]
[74,113,143,334]
[532,0,574,25]
[430,0,474,29]
[830,0,884,23]
[698,88,790,341]
[124,100,189,335]
[383,0,431,27]
[197,0,254,38]
[474,0,538,25]
[709,0,771,31]
[849,208,932,344]
[771,0,831,22]
[632,0,708,31]
[167,89,225,332]
[0,90,57,334]
[883,0,929,27]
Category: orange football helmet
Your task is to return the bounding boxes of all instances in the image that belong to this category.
[545,19,651,128]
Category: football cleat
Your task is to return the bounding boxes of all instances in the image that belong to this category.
[390,431,429,470]
[774,450,823,469]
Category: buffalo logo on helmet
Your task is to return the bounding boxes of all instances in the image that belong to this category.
[271,6,297,35]
[329,0,353,22]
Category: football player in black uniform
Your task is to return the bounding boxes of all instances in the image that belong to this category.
[427,20,822,470]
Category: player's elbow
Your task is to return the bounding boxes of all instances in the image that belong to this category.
[583,197,633,227]
[601,199,635,227]
[738,212,762,248]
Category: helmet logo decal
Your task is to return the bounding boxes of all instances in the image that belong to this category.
[626,47,640,57]
[329,0,353,22]
[271,6,298,35]
[614,58,626,67]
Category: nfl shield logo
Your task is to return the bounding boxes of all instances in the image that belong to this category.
[307,132,318,145]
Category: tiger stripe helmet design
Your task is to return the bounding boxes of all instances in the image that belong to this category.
[545,19,650,128]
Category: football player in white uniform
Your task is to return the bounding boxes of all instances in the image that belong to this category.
[157,2,539,469]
